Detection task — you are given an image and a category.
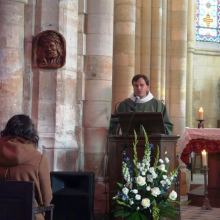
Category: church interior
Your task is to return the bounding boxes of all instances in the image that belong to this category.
[0,0,220,219]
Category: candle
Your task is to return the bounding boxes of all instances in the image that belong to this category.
[202,150,207,166]
[199,107,203,120]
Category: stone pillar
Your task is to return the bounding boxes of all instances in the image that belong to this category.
[161,0,167,101]
[33,0,79,171]
[76,0,87,171]
[135,0,141,75]
[24,0,36,116]
[84,0,113,174]
[140,0,151,77]
[170,0,188,195]
[165,0,171,111]
[150,0,162,99]
[0,0,28,129]
[186,0,196,128]
[112,0,136,112]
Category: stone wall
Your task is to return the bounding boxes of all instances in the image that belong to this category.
[193,42,220,128]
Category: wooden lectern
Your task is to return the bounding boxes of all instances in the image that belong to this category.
[107,112,180,219]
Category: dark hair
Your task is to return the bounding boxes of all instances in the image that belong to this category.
[132,74,149,86]
[1,115,39,148]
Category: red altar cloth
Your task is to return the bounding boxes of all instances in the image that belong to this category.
[180,128,220,164]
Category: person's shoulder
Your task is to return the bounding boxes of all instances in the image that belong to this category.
[119,98,132,106]
[149,97,166,108]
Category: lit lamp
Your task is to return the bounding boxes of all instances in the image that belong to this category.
[197,107,205,128]
[201,149,212,210]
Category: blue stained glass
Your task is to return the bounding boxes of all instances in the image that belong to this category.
[196,0,220,42]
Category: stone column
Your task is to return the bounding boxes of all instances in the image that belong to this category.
[33,0,79,171]
[170,0,188,195]
[186,0,196,128]
[165,0,171,112]
[112,0,136,112]
[24,0,36,116]
[0,0,28,129]
[135,0,141,75]
[150,0,162,99]
[161,0,167,101]
[76,0,87,171]
[140,0,151,77]
[84,0,113,174]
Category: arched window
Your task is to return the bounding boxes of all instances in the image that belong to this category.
[196,0,220,42]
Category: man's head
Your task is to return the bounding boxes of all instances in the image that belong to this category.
[132,74,149,99]
[38,32,62,60]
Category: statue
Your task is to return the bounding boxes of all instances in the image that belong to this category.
[33,30,66,68]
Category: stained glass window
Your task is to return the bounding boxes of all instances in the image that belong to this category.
[196,0,220,42]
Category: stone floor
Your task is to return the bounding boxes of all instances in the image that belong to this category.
[180,195,220,220]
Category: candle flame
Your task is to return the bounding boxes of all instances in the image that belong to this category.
[199,107,203,111]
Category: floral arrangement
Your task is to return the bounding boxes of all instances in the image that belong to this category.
[112,128,182,220]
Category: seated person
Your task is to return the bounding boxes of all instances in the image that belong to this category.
[110,74,173,135]
[0,114,52,220]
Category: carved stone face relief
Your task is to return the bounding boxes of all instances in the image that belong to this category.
[33,30,66,68]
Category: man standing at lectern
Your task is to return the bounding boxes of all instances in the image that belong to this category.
[114,74,173,135]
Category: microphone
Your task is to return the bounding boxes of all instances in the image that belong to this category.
[134,96,140,103]
[134,96,140,110]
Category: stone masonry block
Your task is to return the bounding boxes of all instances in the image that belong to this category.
[87,0,113,15]
[87,14,113,35]
[85,56,112,80]
[87,34,113,56]
[83,101,111,127]
[85,80,112,101]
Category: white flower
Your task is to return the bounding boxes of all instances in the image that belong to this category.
[165,157,169,163]
[141,171,146,176]
[136,176,146,186]
[159,159,164,163]
[166,179,171,185]
[160,180,166,186]
[122,187,129,195]
[165,151,167,154]
[151,187,161,197]
[142,162,145,167]
[148,167,155,173]
[147,174,153,182]
[130,200,134,205]
[135,194,141,200]
[137,162,141,168]
[151,172,158,179]
[146,186,151,191]
[131,189,138,194]
[169,176,174,181]
[136,206,140,210]
[141,198,150,208]
[169,190,177,200]
[163,175,167,180]
[158,164,167,172]
[139,167,143,171]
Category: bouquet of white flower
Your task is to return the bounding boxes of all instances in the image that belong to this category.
[112,128,181,220]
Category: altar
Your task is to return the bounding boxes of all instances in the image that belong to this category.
[180,128,220,207]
